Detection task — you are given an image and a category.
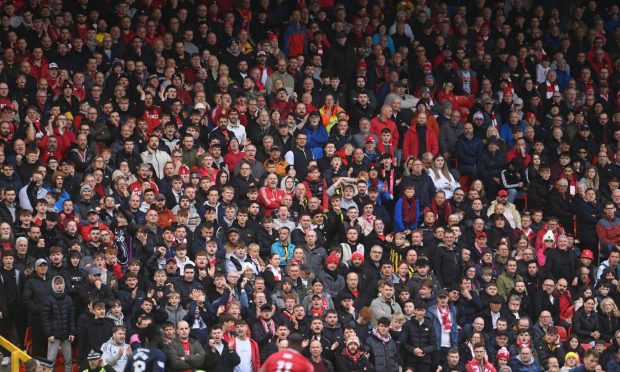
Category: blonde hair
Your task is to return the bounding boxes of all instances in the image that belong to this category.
[600,297,620,317]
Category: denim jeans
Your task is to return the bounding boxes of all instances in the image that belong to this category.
[47,338,73,372]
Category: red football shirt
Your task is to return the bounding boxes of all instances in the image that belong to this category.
[260,349,314,372]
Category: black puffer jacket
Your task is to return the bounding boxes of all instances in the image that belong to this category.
[402,317,436,365]
[364,333,399,371]
[41,276,76,340]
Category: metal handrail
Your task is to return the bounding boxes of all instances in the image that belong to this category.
[0,336,31,372]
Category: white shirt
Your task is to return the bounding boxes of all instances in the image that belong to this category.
[491,311,501,329]
[234,338,253,372]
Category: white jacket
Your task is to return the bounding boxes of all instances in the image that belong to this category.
[429,169,460,199]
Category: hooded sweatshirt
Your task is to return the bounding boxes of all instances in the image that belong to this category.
[101,336,130,372]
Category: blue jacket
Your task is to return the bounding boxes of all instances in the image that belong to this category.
[511,357,542,372]
[499,121,526,149]
[456,134,483,171]
[47,188,70,212]
[271,241,295,268]
[425,304,459,350]
[302,125,328,160]
[393,196,420,232]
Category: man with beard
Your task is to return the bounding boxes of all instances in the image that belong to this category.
[129,164,159,196]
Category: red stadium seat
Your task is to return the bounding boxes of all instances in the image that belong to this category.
[556,326,568,342]
[23,327,32,355]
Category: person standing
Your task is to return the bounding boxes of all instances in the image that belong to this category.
[41,276,75,372]
[22,258,52,358]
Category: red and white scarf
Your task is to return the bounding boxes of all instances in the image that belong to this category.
[545,80,559,99]
[438,305,452,331]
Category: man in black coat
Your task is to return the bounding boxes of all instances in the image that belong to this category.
[77,300,114,367]
[0,250,26,348]
[527,165,553,212]
[402,300,436,371]
[251,304,279,364]
[22,258,52,358]
[530,278,561,324]
[203,324,241,372]
[400,159,436,208]
[325,32,356,84]
[476,138,506,199]
[77,267,115,311]
[547,179,575,231]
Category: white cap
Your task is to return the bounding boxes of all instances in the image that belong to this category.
[543,230,555,242]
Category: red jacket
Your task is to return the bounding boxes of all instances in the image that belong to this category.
[596,216,620,246]
[402,124,439,160]
[466,358,496,372]
[258,186,286,216]
[370,116,399,146]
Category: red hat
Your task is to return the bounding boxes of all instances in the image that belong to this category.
[580,250,594,260]
[497,347,510,361]
[365,135,375,143]
[2,103,16,111]
[498,190,508,197]
[357,60,367,69]
[351,251,364,262]
[267,33,278,41]
[178,167,190,176]
[326,253,340,267]
[476,231,487,238]
[503,87,512,95]
[166,257,177,264]
[525,112,536,121]
[422,62,432,70]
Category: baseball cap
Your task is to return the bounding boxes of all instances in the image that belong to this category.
[88,267,102,275]
[579,124,591,131]
[437,289,449,298]
[48,62,59,69]
[256,50,266,57]
[498,190,508,197]
[580,250,594,260]
[365,135,375,143]
[35,258,48,267]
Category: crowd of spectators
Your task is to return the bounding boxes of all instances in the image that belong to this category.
[1,0,620,371]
